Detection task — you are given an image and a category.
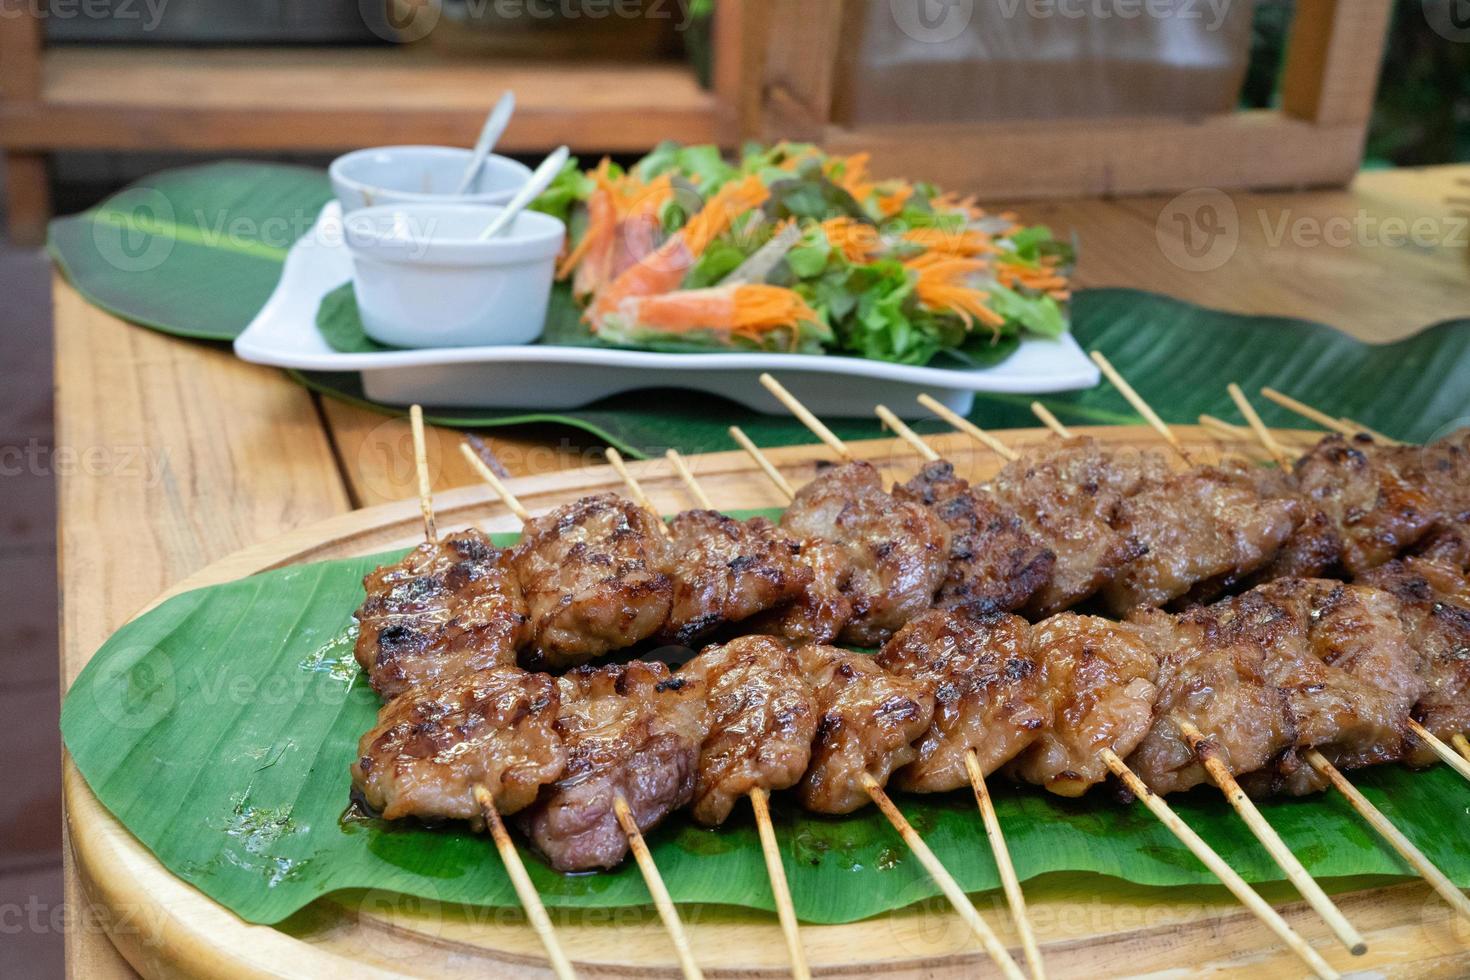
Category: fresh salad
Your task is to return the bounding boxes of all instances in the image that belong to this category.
[532,142,1074,367]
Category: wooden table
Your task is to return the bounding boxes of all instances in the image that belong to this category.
[55,165,1470,978]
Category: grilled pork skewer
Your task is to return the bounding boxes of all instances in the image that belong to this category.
[354,408,577,980]
[454,446,707,979]
[622,447,1023,979]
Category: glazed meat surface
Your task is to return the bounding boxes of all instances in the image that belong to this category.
[681,636,817,825]
[353,530,529,702]
[893,460,1055,615]
[795,645,936,813]
[989,439,1168,616]
[1103,463,1303,614]
[746,538,854,645]
[508,494,674,669]
[352,666,565,821]
[1383,429,1470,527]
[1245,579,1424,795]
[1293,435,1436,574]
[1009,614,1160,797]
[518,661,707,872]
[780,461,950,646]
[1359,558,1470,766]
[1125,606,1292,796]
[877,609,1050,791]
[661,510,812,646]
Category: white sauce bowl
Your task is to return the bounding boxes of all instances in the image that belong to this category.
[343,204,566,349]
[329,145,533,212]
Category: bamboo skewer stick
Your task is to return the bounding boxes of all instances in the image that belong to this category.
[749,787,811,980]
[964,752,1046,980]
[1089,351,1192,463]
[458,438,700,976]
[408,405,438,544]
[613,795,705,980]
[1227,384,1295,470]
[1198,414,1252,442]
[1408,719,1470,783]
[1453,733,1470,765]
[759,373,853,460]
[1259,388,1358,437]
[1302,750,1470,923]
[401,414,574,978]
[729,426,796,502]
[605,448,672,538]
[859,773,1027,980]
[1029,402,1072,440]
[459,443,532,524]
[622,451,813,980]
[916,394,1019,461]
[474,787,579,980]
[1099,750,1340,980]
[875,405,941,462]
[665,449,714,509]
[1176,721,1367,955]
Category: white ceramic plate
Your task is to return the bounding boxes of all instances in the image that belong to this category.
[234,202,1100,418]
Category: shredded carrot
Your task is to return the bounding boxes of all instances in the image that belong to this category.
[899,227,995,258]
[873,183,914,218]
[826,152,874,202]
[906,253,1006,335]
[679,175,769,257]
[821,217,883,263]
[996,259,1070,293]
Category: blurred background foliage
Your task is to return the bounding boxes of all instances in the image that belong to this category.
[1246,0,1470,165]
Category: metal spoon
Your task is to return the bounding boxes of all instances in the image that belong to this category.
[477,145,570,241]
[454,91,516,196]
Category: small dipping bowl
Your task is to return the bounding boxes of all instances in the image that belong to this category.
[329,145,533,212]
[343,203,565,349]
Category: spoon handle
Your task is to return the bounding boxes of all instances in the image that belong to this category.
[479,145,571,241]
[455,91,517,195]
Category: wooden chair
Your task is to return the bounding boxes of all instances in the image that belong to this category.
[0,0,1391,246]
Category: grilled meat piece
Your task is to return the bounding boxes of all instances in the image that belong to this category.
[1125,606,1293,795]
[1359,557,1470,767]
[681,636,818,825]
[1009,614,1160,797]
[877,608,1050,792]
[1244,579,1424,795]
[1383,429,1470,528]
[893,460,1055,615]
[795,645,936,813]
[779,461,951,646]
[989,438,1168,617]
[508,494,674,669]
[353,529,529,702]
[352,666,565,821]
[746,537,855,645]
[661,511,812,646]
[1103,463,1304,614]
[1292,434,1436,574]
[518,661,708,872]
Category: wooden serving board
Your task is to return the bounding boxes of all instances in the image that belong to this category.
[63,426,1470,979]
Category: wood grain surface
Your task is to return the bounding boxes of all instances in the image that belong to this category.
[61,426,1470,979]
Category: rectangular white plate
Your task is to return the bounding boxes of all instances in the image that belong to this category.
[234,202,1099,418]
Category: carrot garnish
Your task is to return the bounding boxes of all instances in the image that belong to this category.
[679,175,770,258]
[821,217,883,264]
[907,253,1006,335]
[613,284,820,352]
[899,226,996,258]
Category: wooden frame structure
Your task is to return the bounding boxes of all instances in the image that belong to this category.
[0,0,1390,246]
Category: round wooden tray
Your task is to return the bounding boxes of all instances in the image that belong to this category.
[64,427,1470,978]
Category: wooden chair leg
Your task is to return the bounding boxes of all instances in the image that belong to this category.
[4,152,51,247]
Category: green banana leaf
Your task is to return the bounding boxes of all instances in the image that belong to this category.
[61,519,1470,927]
[293,290,1470,458]
[48,161,333,341]
[48,162,1470,457]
